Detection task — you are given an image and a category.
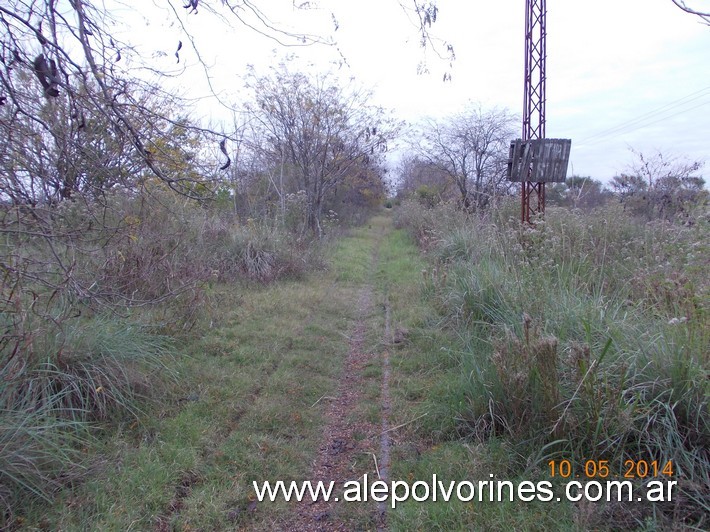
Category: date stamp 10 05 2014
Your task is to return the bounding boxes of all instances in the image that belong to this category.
[547,459,674,480]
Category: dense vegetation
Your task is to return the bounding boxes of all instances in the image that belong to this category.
[0,3,387,519]
[393,193,708,528]
[1,1,707,529]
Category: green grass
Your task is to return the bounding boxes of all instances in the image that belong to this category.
[370,215,575,529]
[14,215,393,530]
[393,199,709,530]
[0,316,172,524]
[331,225,378,284]
[14,203,704,530]
[15,277,357,529]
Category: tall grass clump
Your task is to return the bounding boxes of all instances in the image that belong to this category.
[2,316,171,420]
[0,313,170,523]
[397,198,709,528]
[0,407,85,521]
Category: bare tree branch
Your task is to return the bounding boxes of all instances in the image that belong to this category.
[671,0,710,24]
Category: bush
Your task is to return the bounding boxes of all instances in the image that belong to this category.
[98,189,321,293]
[85,189,326,332]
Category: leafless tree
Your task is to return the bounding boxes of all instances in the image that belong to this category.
[245,62,396,237]
[611,149,706,220]
[395,155,452,203]
[413,103,517,210]
[1,0,450,207]
[0,0,447,363]
[0,1,450,512]
[0,1,239,198]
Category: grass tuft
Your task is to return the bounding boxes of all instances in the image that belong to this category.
[0,316,170,523]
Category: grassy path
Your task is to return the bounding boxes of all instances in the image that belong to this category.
[23,213,418,530]
[23,210,577,531]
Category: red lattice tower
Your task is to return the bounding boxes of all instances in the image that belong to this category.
[521,0,547,223]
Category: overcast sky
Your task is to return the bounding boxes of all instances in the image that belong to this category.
[129,0,710,183]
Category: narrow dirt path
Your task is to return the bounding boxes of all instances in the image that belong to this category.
[378,295,393,520]
[283,222,391,531]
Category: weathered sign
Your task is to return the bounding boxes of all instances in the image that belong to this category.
[507,138,572,183]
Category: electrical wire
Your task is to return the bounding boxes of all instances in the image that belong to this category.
[575,85,710,148]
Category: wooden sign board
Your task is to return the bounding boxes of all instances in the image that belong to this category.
[507,138,572,183]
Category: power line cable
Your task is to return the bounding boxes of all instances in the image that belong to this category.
[577,98,710,149]
[575,85,710,147]
[577,85,710,142]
